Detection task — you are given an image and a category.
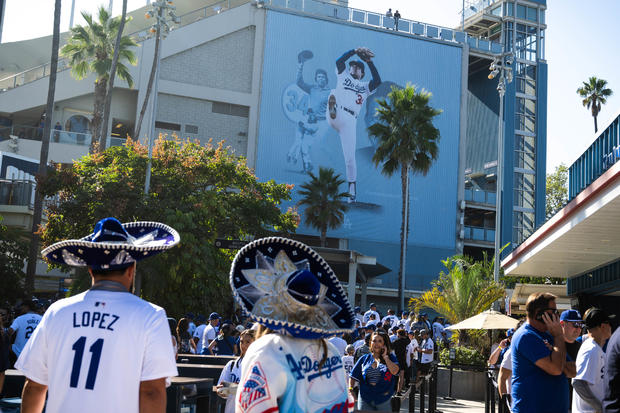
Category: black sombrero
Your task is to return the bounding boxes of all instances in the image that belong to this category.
[230,237,354,339]
[41,217,180,270]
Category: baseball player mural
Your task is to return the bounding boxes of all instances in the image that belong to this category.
[284,50,331,173]
[327,47,381,202]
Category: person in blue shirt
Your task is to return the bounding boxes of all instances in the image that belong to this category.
[511,292,576,413]
[350,330,399,411]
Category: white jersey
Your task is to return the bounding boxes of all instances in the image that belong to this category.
[235,334,354,413]
[193,324,206,342]
[362,310,380,325]
[432,322,445,342]
[328,336,347,355]
[420,338,434,364]
[572,338,605,413]
[381,315,400,327]
[500,347,512,395]
[342,355,355,377]
[9,312,41,357]
[201,324,218,351]
[15,290,178,413]
[406,338,419,366]
[218,357,244,413]
[333,69,372,117]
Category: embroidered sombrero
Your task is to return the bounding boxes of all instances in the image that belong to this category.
[41,217,180,270]
[230,237,354,339]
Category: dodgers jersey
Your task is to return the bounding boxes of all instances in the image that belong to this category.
[218,357,244,413]
[9,312,41,357]
[15,289,178,413]
[333,69,373,117]
[235,334,354,413]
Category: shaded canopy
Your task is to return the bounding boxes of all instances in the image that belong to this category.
[445,310,518,330]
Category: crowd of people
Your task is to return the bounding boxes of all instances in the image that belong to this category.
[492,292,620,413]
[2,217,619,413]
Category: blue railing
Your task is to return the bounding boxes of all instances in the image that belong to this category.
[463,225,495,242]
[465,188,496,205]
[568,113,620,200]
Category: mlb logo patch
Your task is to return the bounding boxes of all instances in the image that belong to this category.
[238,363,270,411]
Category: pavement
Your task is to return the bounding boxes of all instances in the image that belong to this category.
[398,395,486,412]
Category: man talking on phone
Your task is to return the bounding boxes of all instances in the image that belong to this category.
[511,292,576,413]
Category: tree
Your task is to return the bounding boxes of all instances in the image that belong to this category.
[38,138,298,316]
[61,6,137,152]
[0,216,29,302]
[546,164,568,219]
[297,167,349,247]
[369,83,442,311]
[24,0,62,296]
[410,253,505,345]
[577,76,613,133]
[100,0,129,153]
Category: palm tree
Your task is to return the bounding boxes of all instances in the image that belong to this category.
[100,0,129,153]
[25,0,62,295]
[577,76,613,133]
[61,6,137,152]
[369,83,442,311]
[410,253,505,345]
[297,167,349,247]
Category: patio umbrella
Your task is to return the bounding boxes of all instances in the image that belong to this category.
[445,310,518,331]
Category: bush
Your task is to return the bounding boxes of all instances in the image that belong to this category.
[439,346,486,367]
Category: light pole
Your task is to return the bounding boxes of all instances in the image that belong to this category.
[143,0,180,194]
[488,52,513,290]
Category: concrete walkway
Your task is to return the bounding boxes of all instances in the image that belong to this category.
[398,395,486,412]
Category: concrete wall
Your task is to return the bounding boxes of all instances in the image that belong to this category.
[0,137,88,164]
[155,93,249,156]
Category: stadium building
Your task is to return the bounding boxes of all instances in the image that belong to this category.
[0,0,548,307]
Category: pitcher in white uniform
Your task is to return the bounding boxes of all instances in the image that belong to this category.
[327,47,381,202]
[231,237,356,413]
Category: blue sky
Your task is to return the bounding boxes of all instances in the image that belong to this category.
[3,0,619,174]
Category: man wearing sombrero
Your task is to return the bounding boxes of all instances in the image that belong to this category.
[230,237,356,412]
[15,217,180,413]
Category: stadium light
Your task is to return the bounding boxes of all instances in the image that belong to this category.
[489,51,514,300]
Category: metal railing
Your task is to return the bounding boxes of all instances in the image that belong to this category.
[264,0,502,53]
[0,125,91,147]
[465,188,497,205]
[0,0,250,93]
[464,225,495,242]
[0,179,35,208]
[1,0,503,93]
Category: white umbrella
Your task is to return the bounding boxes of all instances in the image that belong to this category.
[445,310,518,331]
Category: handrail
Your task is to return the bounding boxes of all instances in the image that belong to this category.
[0,0,244,92]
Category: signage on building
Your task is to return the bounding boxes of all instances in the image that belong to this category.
[215,239,248,250]
[484,160,498,169]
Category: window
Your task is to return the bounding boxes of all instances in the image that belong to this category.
[212,102,250,118]
[516,4,526,19]
[526,6,537,22]
[504,1,514,16]
[512,210,535,244]
[185,124,199,134]
[155,121,181,131]
[515,62,536,95]
[514,172,536,210]
[515,134,536,170]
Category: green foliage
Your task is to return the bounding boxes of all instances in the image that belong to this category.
[0,216,29,302]
[439,346,486,367]
[297,167,349,247]
[576,76,613,132]
[61,6,137,85]
[410,253,505,345]
[38,138,298,317]
[546,164,568,219]
[369,83,442,308]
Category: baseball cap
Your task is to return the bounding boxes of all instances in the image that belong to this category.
[185,312,195,319]
[421,312,428,317]
[369,302,376,307]
[195,314,206,323]
[560,309,582,322]
[365,323,376,331]
[506,328,515,338]
[420,329,428,335]
[583,308,615,329]
[209,312,221,320]
[402,311,409,316]
[354,306,361,312]
[235,325,245,333]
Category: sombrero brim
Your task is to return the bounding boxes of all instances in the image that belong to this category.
[230,237,354,339]
[42,221,180,269]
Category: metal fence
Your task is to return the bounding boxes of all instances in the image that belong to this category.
[0,125,91,147]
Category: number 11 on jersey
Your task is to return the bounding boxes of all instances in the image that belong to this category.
[70,336,104,390]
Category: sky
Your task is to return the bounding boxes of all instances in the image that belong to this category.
[2,0,620,174]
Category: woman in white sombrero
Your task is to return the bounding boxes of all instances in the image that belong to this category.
[231,237,356,412]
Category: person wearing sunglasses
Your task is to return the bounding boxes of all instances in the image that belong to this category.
[510,292,576,413]
[560,310,585,363]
